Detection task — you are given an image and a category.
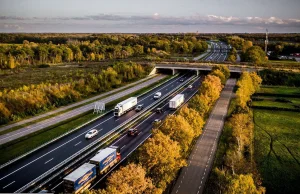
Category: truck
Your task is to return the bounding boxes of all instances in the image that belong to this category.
[63,163,97,194]
[114,97,138,117]
[89,146,121,175]
[169,94,184,109]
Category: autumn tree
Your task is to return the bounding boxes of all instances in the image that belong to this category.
[226,174,265,194]
[159,115,194,153]
[178,106,204,137]
[211,69,226,85]
[243,46,267,64]
[138,130,186,190]
[95,163,160,194]
[212,65,230,80]
[199,75,222,106]
[188,94,211,117]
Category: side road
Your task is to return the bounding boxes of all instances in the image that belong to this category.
[171,78,236,194]
[0,75,166,145]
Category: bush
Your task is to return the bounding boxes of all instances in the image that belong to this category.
[38,64,50,68]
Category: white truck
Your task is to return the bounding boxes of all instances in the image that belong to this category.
[114,97,138,117]
[169,94,184,109]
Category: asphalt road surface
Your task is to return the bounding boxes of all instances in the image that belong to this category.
[202,42,228,62]
[51,76,203,193]
[0,74,193,193]
[0,75,167,145]
[171,78,236,194]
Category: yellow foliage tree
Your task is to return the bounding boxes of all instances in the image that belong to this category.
[179,106,204,137]
[211,69,226,85]
[226,174,265,194]
[200,75,223,106]
[138,130,186,190]
[159,115,194,153]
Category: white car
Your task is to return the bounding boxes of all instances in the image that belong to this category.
[187,85,193,89]
[85,129,98,139]
[153,119,161,124]
[154,92,162,99]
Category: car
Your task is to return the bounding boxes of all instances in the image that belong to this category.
[156,107,163,113]
[127,128,138,136]
[180,79,184,82]
[135,104,144,111]
[153,119,161,124]
[154,92,162,99]
[187,85,193,89]
[85,129,98,139]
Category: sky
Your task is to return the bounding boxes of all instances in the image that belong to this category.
[0,0,300,33]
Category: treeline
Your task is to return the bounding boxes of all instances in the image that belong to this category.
[225,36,267,64]
[0,34,208,69]
[0,62,148,124]
[85,65,229,194]
[258,69,300,87]
[256,42,300,57]
[205,72,265,194]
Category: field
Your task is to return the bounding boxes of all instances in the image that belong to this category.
[0,62,110,90]
[253,85,300,194]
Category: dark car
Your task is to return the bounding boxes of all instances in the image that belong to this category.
[127,128,138,136]
[156,107,163,113]
[135,104,144,112]
[180,79,184,82]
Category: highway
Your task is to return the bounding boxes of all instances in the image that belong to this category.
[0,74,194,193]
[50,76,203,193]
[202,41,228,62]
[0,75,167,145]
[171,78,236,194]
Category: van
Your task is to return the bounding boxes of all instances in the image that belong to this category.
[153,92,162,99]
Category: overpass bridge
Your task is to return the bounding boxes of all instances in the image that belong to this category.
[153,63,258,75]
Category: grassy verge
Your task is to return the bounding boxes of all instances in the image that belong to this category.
[253,109,300,194]
[252,97,300,110]
[256,86,300,96]
[0,76,157,136]
[0,75,171,165]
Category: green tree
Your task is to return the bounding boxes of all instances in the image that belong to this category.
[244,46,267,64]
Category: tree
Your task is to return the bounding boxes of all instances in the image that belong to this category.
[226,174,265,194]
[138,130,186,189]
[212,65,230,80]
[242,40,253,53]
[98,163,160,194]
[188,94,210,117]
[7,55,16,69]
[244,46,267,64]
[200,75,222,105]
[159,115,194,153]
[211,69,226,85]
[178,106,204,137]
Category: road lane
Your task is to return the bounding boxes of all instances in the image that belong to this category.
[0,74,192,193]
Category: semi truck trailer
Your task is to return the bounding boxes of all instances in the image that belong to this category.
[114,97,138,117]
[63,163,97,194]
[169,94,184,109]
[63,146,121,193]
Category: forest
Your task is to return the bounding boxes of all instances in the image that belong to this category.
[0,34,208,69]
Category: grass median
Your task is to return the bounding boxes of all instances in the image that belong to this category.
[0,75,172,165]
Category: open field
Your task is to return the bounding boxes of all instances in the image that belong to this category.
[257,86,300,96]
[0,63,110,90]
[252,97,300,110]
[253,109,300,194]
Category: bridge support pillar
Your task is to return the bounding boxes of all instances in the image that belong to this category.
[195,70,199,76]
[149,67,157,76]
[172,68,178,75]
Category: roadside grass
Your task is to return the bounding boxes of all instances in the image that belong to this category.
[252,97,300,110]
[268,60,300,65]
[257,86,300,96]
[253,109,300,194]
[0,75,157,136]
[0,75,171,165]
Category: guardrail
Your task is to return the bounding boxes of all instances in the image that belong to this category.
[15,74,194,193]
[0,74,177,170]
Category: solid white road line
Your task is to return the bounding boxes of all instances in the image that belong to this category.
[74,141,81,146]
[51,181,63,190]
[2,181,15,189]
[44,158,54,164]
[120,145,126,150]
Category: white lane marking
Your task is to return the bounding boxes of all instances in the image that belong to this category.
[112,134,127,145]
[115,118,119,121]
[74,141,81,146]
[2,181,15,189]
[44,158,54,164]
[138,132,142,136]
[120,145,126,150]
[51,181,63,190]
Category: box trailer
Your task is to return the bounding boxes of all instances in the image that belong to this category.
[169,94,185,109]
[114,97,138,117]
[89,146,121,174]
[63,163,97,194]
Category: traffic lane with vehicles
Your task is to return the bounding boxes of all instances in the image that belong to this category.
[0,74,192,193]
[88,77,202,191]
[171,79,236,194]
